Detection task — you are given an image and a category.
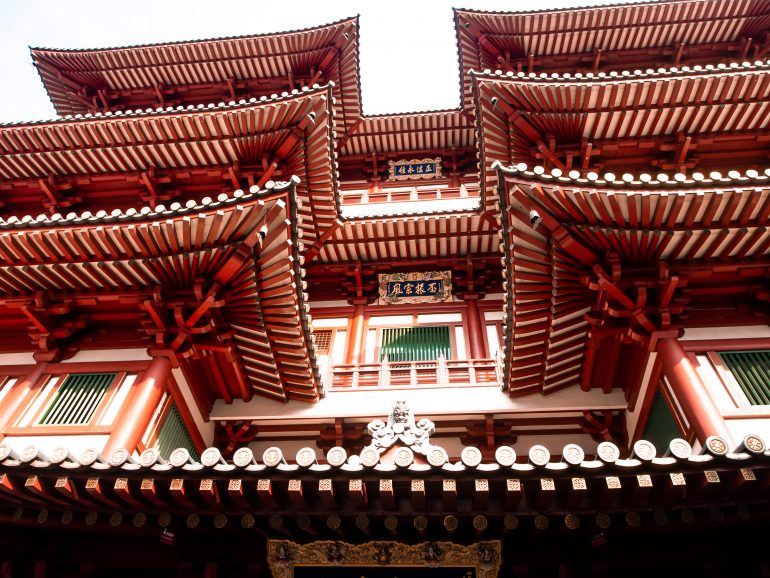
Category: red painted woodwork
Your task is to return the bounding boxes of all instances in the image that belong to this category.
[345,303,367,365]
[30,17,362,134]
[682,338,770,352]
[5,4,770,459]
[102,356,171,456]
[455,2,770,108]
[0,363,48,437]
[655,337,734,447]
[464,296,487,359]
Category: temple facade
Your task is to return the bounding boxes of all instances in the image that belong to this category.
[1,1,770,576]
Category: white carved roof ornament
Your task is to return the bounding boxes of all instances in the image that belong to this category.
[361,401,447,465]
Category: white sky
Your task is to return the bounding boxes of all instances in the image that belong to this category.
[0,0,624,123]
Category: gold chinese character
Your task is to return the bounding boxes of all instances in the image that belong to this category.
[427,282,438,293]
[390,283,403,296]
[404,283,414,295]
[415,282,426,295]
[416,165,423,173]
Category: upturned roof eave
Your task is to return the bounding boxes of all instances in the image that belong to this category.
[29,16,362,120]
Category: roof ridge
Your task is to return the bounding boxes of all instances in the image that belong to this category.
[29,15,358,54]
[0,83,334,129]
[360,107,465,119]
[452,0,754,18]
[471,57,770,83]
[0,177,300,231]
[0,431,752,469]
[494,160,770,190]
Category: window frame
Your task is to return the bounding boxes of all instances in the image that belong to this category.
[683,339,770,412]
[377,325,455,363]
[37,371,122,427]
[311,299,505,365]
[640,386,686,449]
[0,360,150,436]
[363,311,468,362]
[139,395,200,460]
[7,371,129,435]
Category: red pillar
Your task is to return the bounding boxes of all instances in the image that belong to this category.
[465,296,487,359]
[102,356,172,457]
[345,302,367,365]
[0,363,48,437]
[656,337,733,447]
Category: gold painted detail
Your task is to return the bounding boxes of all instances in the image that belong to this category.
[387,157,442,181]
[268,540,501,578]
[378,271,452,305]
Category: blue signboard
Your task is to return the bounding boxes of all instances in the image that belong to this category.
[388,157,442,181]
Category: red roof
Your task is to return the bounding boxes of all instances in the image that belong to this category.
[497,164,770,396]
[0,87,339,248]
[31,17,362,135]
[455,0,770,108]
[474,65,770,210]
[339,109,475,156]
[0,180,320,403]
[316,211,496,264]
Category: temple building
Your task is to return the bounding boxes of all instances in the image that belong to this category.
[1,0,770,575]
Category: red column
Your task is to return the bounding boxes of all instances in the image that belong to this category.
[656,337,733,446]
[465,296,487,359]
[102,356,172,457]
[345,302,367,365]
[0,363,48,437]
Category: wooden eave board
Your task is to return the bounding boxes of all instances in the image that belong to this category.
[316,212,498,263]
[339,110,476,156]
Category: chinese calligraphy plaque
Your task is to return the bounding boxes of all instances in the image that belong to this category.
[388,157,442,181]
[378,271,452,305]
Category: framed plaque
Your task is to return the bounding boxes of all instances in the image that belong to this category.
[378,271,452,305]
[388,157,442,181]
[268,540,501,578]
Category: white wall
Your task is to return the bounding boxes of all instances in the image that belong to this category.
[212,384,626,424]
[3,435,110,458]
[64,348,151,363]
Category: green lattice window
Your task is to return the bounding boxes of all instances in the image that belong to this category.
[39,373,116,426]
[719,350,770,405]
[156,405,199,461]
[380,326,452,362]
[642,390,681,450]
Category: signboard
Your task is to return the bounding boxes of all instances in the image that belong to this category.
[388,157,442,181]
[268,540,500,578]
[295,566,474,578]
[379,271,452,305]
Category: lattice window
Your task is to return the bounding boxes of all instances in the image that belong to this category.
[380,326,452,362]
[642,390,680,449]
[156,405,199,460]
[719,350,770,405]
[313,330,333,355]
[39,373,116,426]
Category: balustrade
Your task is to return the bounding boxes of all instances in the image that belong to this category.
[324,354,504,390]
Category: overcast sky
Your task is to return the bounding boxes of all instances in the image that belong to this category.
[0,0,623,123]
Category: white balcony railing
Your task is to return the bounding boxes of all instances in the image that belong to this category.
[323,354,503,390]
